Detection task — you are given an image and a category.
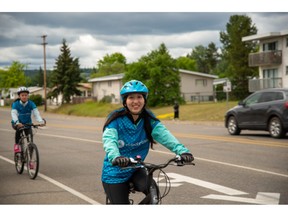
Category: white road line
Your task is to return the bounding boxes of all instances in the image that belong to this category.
[38,133,102,143]
[1,128,287,178]
[0,155,101,205]
[167,172,247,195]
[151,150,288,178]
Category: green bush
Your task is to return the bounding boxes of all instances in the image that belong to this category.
[100,95,112,103]
[29,94,43,106]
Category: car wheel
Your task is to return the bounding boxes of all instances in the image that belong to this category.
[227,116,241,135]
[268,117,285,138]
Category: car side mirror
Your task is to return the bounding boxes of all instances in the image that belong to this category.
[238,101,245,106]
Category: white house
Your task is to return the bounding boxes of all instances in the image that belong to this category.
[88,70,218,104]
[242,30,288,92]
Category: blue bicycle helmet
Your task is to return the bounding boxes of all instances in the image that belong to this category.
[120,80,148,100]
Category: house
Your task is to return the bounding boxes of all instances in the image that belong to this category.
[1,87,46,100]
[179,69,218,102]
[49,83,92,105]
[88,73,124,104]
[77,83,92,97]
[88,70,218,104]
[242,30,288,92]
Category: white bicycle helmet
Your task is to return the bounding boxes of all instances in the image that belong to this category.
[17,86,29,95]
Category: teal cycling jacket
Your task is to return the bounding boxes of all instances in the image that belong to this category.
[11,99,44,125]
[101,108,191,184]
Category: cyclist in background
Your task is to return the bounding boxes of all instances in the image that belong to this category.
[101,80,194,204]
[11,87,45,153]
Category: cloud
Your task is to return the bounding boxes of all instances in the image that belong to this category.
[0,12,288,70]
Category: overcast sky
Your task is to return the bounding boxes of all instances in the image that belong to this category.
[1,10,288,70]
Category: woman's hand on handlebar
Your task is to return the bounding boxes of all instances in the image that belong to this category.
[112,156,130,167]
[180,152,194,163]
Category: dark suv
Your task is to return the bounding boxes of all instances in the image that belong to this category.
[225,88,288,138]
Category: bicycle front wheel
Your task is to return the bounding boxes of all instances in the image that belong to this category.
[26,143,39,179]
[14,152,24,174]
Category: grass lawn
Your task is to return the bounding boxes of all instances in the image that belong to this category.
[48,100,238,122]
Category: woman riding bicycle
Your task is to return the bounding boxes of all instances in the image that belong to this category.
[101,80,194,204]
[11,87,45,153]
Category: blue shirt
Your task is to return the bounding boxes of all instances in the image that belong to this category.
[101,108,190,184]
[11,99,43,125]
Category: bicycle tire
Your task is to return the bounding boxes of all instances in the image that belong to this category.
[27,143,39,179]
[14,152,24,174]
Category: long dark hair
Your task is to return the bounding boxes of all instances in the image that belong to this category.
[103,107,159,149]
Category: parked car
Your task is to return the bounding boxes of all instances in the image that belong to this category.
[225,88,288,138]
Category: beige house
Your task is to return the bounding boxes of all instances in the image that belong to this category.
[88,70,218,104]
[179,69,218,102]
[242,30,288,92]
[89,73,124,104]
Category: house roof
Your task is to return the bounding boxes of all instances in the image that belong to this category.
[88,70,218,83]
[179,69,218,79]
[213,78,230,85]
[242,29,288,42]
[88,73,124,83]
[28,86,43,93]
[77,83,92,89]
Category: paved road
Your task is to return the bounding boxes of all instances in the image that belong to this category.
[1,107,288,207]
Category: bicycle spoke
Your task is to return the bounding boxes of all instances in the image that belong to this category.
[14,152,24,174]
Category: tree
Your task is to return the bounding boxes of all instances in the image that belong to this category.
[124,43,183,107]
[175,56,197,71]
[220,15,258,99]
[0,61,27,91]
[50,39,82,103]
[90,52,126,78]
[206,42,220,74]
[28,67,44,87]
[187,42,219,74]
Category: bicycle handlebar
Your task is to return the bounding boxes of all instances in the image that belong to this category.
[112,155,195,171]
[17,121,46,131]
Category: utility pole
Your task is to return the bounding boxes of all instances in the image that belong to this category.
[41,35,47,112]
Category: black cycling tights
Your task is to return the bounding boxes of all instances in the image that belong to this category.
[14,127,32,144]
[103,168,152,204]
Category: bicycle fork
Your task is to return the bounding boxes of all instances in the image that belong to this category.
[149,183,159,204]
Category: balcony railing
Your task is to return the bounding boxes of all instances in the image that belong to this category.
[248,78,283,92]
[248,50,282,67]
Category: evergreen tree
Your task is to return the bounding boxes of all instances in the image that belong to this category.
[29,67,44,87]
[220,14,258,99]
[124,43,182,107]
[187,42,219,74]
[187,45,209,73]
[50,39,82,103]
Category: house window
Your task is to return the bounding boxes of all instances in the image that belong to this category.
[195,79,207,86]
[286,66,288,75]
[286,37,288,47]
[108,81,112,87]
[263,69,278,78]
[263,41,278,51]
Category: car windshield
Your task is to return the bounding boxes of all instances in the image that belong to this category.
[244,92,262,106]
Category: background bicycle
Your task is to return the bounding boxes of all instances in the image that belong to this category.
[106,155,195,204]
[14,122,45,179]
